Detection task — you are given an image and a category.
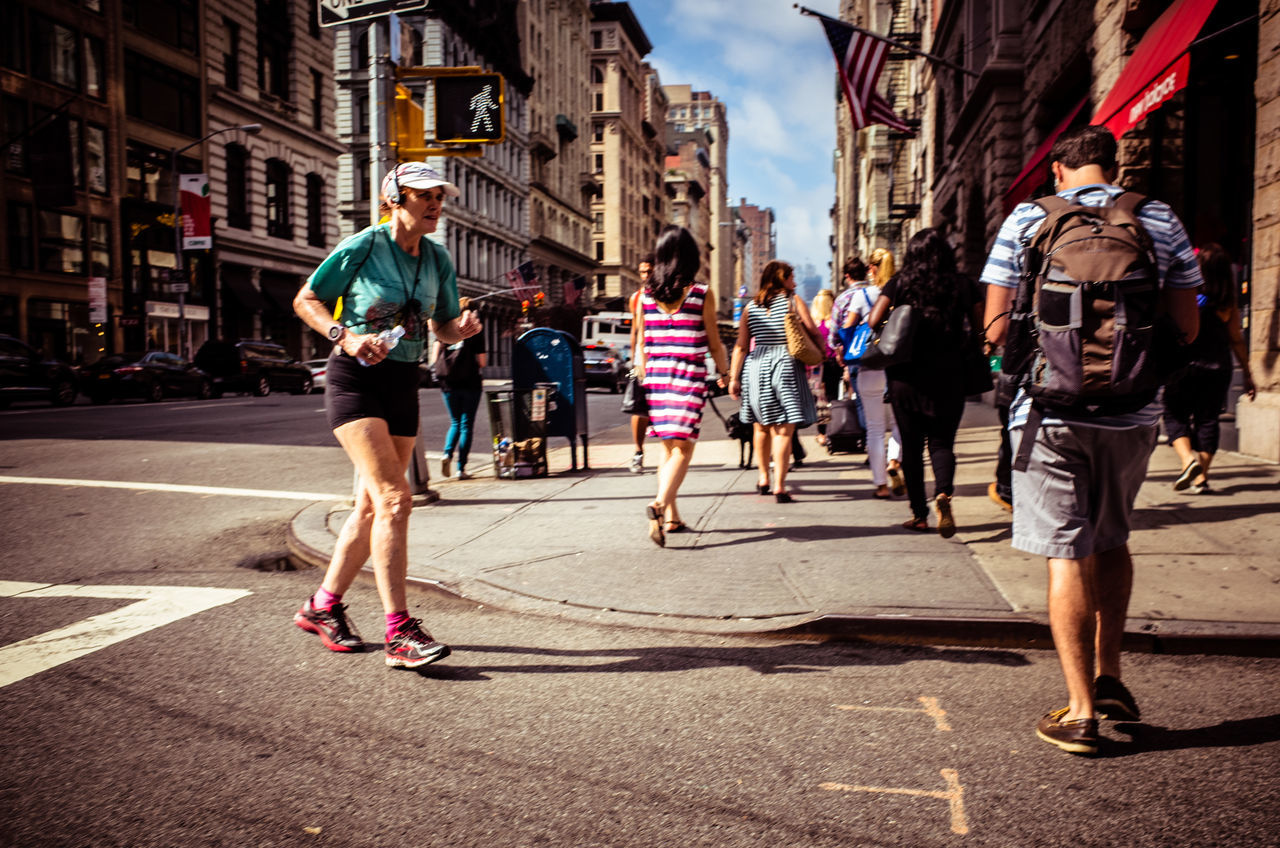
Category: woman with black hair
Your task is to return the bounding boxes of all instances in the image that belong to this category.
[634,226,731,547]
[729,260,820,502]
[1163,243,1255,493]
[865,228,984,536]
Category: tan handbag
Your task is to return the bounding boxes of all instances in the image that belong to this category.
[784,295,824,366]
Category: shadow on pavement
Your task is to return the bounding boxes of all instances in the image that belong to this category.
[1104,713,1280,757]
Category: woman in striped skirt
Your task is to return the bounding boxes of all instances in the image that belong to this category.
[634,226,731,547]
[729,260,819,502]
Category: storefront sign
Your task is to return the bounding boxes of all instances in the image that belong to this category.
[179,174,212,250]
[88,277,108,323]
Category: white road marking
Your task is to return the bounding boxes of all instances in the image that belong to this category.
[835,696,953,731]
[0,475,344,502]
[0,400,254,415]
[820,769,969,835]
[0,581,252,689]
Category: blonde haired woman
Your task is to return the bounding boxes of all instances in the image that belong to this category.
[868,246,895,287]
[729,261,819,502]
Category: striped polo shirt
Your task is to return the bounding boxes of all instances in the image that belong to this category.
[979,183,1203,429]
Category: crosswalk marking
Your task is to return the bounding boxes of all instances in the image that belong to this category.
[0,475,344,502]
[820,769,969,835]
[0,581,252,688]
[835,696,953,731]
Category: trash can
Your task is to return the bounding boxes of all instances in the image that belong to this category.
[485,387,550,478]
[512,328,589,470]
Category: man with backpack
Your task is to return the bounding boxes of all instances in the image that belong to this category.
[981,125,1202,755]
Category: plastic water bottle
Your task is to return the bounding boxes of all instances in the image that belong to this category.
[358,325,405,366]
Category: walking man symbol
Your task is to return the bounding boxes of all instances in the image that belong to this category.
[469,85,499,134]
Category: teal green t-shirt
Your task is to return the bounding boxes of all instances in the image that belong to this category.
[307,224,460,363]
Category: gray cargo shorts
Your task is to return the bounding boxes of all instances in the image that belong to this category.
[1010,422,1157,559]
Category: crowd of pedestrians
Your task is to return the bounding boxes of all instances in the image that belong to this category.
[288,129,1253,760]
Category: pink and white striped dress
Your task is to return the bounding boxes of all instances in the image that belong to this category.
[641,282,710,440]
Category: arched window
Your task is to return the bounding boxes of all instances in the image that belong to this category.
[225,144,250,230]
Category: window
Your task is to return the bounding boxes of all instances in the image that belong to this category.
[310,70,324,132]
[84,35,104,99]
[37,210,84,275]
[1,4,26,72]
[306,173,325,247]
[265,158,292,239]
[594,212,604,232]
[593,153,603,173]
[591,65,604,84]
[90,218,110,277]
[7,203,33,269]
[357,95,369,133]
[257,0,292,101]
[593,122,603,142]
[3,97,28,175]
[121,0,198,54]
[591,31,601,49]
[225,144,249,230]
[124,51,201,137]
[353,27,369,71]
[32,14,78,90]
[356,158,369,201]
[126,140,196,203]
[594,92,603,111]
[223,18,241,92]
[86,122,111,192]
[67,116,82,188]
[595,242,603,261]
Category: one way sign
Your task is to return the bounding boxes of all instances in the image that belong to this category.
[319,0,428,27]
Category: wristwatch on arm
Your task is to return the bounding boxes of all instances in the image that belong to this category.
[327,324,346,343]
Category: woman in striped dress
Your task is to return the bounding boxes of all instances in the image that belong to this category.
[635,226,731,547]
[729,260,819,502]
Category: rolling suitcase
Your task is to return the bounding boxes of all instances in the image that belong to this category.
[825,397,866,454]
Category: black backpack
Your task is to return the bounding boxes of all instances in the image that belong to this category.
[1003,191,1164,470]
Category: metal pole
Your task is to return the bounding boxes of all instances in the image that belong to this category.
[171,147,186,357]
[370,18,395,223]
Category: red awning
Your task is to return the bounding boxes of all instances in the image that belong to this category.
[1091,0,1219,139]
[1001,97,1088,215]
[1001,0,1219,212]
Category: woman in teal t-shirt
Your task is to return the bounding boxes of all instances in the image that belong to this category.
[292,162,481,670]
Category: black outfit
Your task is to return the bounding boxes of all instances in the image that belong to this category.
[881,274,983,520]
[324,351,421,436]
[1162,302,1234,454]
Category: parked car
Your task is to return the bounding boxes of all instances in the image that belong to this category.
[83,351,212,403]
[581,343,629,393]
[302,359,328,393]
[0,334,78,407]
[194,340,312,397]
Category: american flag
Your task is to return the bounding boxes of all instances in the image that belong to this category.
[819,16,914,135]
[504,261,539,301]
[563,274,588,307]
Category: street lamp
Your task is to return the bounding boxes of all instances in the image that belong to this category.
[171,123,262,358]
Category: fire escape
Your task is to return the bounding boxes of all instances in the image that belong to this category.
[885,0,921,224]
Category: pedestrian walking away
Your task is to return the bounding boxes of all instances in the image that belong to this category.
[634,226,730,546]
[981,125,1201,755]
[291,162,482,669]
[865,229,984,537]
[1162,242,1256,494]
[729,260,819,503]
[627,254,655,474]
[433,296,488,480]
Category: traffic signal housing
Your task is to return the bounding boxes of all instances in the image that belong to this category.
[434,73,505,144]
[393,83,425,160]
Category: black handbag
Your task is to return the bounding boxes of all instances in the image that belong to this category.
[856,304,916,370]
[962,337,994,395]
[621,375,648,416]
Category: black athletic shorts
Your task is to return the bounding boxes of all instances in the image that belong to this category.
[324,350,421,437]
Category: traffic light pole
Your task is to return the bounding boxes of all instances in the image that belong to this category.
[369,17,397,224]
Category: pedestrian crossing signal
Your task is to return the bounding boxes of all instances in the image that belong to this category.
[434,73,505,144]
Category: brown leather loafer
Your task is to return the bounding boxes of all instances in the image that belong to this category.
[1036,707,1099,755]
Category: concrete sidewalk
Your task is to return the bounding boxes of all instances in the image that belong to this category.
[288,400,1280,656]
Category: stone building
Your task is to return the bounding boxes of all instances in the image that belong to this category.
[664,85,732,318]
[589,0,665,311]
[0,0,340,362]
[735,199,777,291]
[664,132,713,285]
[833,0,1277,459]
[521,0,596,320]
[332,1,533,371]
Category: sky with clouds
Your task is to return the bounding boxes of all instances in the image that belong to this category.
[627,0,844,281]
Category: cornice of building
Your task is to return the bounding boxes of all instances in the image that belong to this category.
[209,87,348,156]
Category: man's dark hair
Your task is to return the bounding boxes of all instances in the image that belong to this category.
[842,256,868,281]
[1048,125,1118,171]
[639,252,655,266]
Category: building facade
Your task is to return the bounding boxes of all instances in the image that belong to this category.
[589,1,662,311]
[735,199,776,292]
[833,0,1277,458]
[664,85,731,318]
[521,0,596,322]
[664,132,712,286]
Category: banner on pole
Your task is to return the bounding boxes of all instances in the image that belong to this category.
[180,174,212,250]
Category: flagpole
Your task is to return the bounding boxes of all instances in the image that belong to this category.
[795,4,979,79]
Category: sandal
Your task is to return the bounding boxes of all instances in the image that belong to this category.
[646,504,665,547]
[664,519,687,533]
[902,517,930,532]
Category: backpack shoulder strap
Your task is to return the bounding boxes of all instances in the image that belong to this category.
[1112,190,1149,217]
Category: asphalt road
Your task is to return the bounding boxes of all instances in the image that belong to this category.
[1,391,1278,847]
